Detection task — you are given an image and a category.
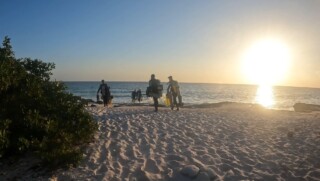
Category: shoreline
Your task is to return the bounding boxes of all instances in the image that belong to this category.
[91,101,320,112]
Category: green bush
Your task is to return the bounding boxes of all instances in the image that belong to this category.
[0,36,97,166]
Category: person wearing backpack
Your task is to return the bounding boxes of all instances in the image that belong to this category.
[167,76,182,111]
[148,74,162,112]
[97,80,111,107]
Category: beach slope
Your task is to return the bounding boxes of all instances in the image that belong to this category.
[1,103,320,180]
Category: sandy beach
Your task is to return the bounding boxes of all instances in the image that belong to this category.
[1,103,320,180]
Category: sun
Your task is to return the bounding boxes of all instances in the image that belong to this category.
[242,38,291,85]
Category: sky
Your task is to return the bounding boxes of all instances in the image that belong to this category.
[1,0,319,88]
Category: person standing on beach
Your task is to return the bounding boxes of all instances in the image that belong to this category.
[97,80,111,107]
[131,89,137,103]
[167,76,182,110]
[149,74,161,112]
[137,89,142,103]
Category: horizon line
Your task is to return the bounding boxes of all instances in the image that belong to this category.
[58,80,320,89]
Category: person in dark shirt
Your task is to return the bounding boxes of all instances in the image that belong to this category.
[131,89,137,103]
[148,74,161,112]
[137,89,142,103]
[97,80,110,107]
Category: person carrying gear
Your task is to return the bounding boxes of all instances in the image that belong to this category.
[167,76,182,110]
[148,74,162,112]
[97,79,111,107]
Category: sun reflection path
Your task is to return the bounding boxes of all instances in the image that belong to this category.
[255,85,274,108]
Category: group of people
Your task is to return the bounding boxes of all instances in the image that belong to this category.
[131,89,142,103]
[147,74,182,112]
[96,74,182,111]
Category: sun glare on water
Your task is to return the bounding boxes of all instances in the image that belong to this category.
[255,85,274,108]
[242,38,291,108]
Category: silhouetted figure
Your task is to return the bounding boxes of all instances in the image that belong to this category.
[132,89,137,103]
[148,74,162,112]
[97,80,111,107]
[137,89,142,103]
[167,76,182,110]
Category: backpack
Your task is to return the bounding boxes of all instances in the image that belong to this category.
[147,79,163,97]
[151,80,162,93]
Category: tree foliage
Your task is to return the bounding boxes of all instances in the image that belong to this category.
[0,36,97,166]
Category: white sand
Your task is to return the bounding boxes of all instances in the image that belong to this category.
[1,103,320,180]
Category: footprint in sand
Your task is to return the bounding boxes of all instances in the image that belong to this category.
[142,158,161,174]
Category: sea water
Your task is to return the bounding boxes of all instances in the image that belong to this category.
[64,81,320,111]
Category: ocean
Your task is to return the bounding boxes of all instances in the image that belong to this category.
[63,81,320,111]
